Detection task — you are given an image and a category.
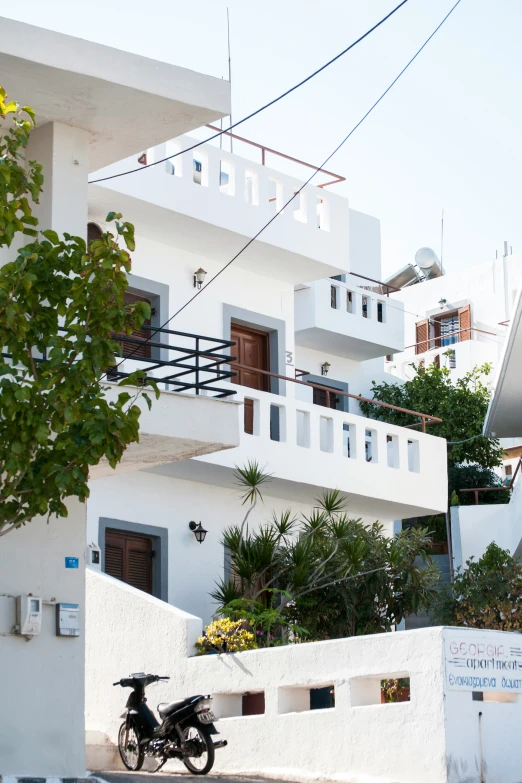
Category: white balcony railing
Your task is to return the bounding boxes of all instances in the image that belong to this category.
[295,277,405,360]
[91,137,350,283]
[199,383,447,519]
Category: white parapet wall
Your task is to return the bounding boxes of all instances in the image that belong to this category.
[451,475,522,570]
[85,569,522,783]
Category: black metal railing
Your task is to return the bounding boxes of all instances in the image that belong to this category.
[108,325,237,398]
[2,326,237,399]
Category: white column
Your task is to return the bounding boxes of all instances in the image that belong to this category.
[26,122,89,240]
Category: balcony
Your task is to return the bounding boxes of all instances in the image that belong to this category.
[89,133,350,284]
[295,276,405,360]
[387,329,500,382]
[149,378,447,520]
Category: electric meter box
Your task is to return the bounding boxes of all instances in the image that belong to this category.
[56,603,80,637]
[16,595,42,635]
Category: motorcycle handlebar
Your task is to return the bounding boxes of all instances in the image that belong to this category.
[112,675,170,686]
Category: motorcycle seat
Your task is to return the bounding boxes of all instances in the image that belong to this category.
[157,696,196,717]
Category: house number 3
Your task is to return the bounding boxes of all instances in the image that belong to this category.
[286,351,294,365]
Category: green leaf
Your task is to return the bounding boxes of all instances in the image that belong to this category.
[41,229,59,244]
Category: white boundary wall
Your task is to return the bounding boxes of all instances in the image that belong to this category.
[86,569,522,783]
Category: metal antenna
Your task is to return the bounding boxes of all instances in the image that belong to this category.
[440,208,444,275]
[227,7,233,153]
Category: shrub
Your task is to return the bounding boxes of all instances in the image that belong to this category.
[195,617,257,655]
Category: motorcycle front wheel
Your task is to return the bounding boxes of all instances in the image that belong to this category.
[181,723,215,775]
[118,720,145,771]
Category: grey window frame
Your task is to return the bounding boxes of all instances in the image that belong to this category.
[98,517,168,601]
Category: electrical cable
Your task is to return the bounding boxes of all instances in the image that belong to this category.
[102,0,463,380]
[89,0,410,184]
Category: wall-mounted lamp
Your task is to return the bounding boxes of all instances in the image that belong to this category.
[189,521,208,544]
[321,361,331,377]
[194,268,207,289]
[438,298,447,310]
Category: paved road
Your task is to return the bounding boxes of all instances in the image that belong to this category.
[99,772,274,783]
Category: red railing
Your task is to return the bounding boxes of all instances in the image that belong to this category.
[232,364,442,433]
[405,326,497,353]
[459,457,522,505]
[205,124,345,189]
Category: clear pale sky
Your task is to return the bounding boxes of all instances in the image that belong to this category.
[1,0,520,278]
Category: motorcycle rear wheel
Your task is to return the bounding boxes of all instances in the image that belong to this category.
[118,720,145,771]
[181,723,215,775]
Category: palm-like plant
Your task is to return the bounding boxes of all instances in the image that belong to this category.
[211,462,440,644]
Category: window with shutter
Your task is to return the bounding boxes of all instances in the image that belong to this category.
[117,292,152,359]
[415,319,429,355]
[105,530,153,595]
[458,304,471,342]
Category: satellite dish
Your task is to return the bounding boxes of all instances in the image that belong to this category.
[415,247,439,270]
[414,247,442,279]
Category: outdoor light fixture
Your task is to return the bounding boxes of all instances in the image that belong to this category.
[321,361,331,377]
[438,298,447,309]
[189,521,208,544]
[193,268,207,289]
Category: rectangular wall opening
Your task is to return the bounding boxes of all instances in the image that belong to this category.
[270,404,286,442]
[362,296,370,319]
[386,434,399,468]
[407,439,420,473]
[296,409,310,448]
[377,301,385,323]
[219,159,232,194]
[365,429,377,463]
[245,169,259,205]
[242,692,265,716]
[243,397,256,435]
[320,416,334,453]
[343,423,355,458]
[347,290,354,314]
[278,684,335,714]
[331,285,338,309]
[351,675,410,707]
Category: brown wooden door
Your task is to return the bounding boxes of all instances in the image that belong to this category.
[118,292,152,359]
[231,325,270,435]
[105,529,153,595]
[313,386,339,409]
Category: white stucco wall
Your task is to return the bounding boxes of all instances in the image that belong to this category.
[85,570,522,783]
[0,501,86,776]
[87,470,378,625]
[451,476,522,570]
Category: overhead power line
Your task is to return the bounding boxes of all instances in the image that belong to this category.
[102,0,463,378]
[89,0,409,184]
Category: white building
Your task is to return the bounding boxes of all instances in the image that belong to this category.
[385,247,522,483]
[452,280,522,569]
[85,118,447,625]
[0,17,241,778]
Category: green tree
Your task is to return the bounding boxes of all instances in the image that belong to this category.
[359,360,503,469]
[433,543,522,631]
[0,88,157,535]
[211,462,440,642]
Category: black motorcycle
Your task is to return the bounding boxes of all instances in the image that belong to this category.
[113,672,226,774]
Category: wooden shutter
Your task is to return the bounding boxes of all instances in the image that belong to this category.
[313,386,338,409]
[415,319,429,355]
[458,304,471,342]
[117,292,152,359]
[105,530,153,595]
